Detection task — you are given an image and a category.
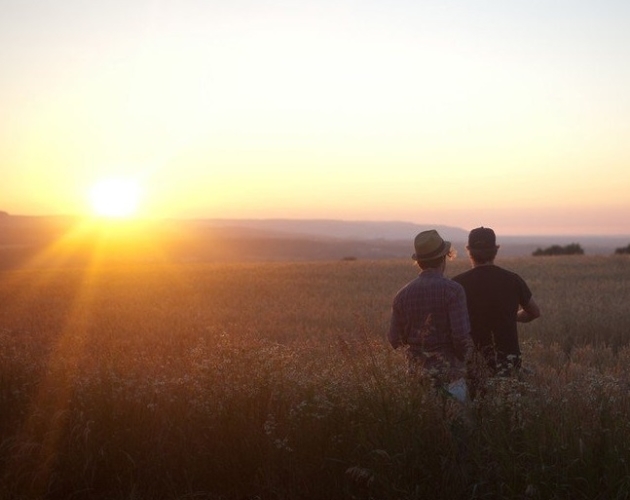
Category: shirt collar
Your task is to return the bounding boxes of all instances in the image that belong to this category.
[419,268,443,277]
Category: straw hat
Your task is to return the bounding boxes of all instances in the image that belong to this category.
[412,230,451,261]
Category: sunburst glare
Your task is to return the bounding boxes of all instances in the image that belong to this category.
[89,178,142,218]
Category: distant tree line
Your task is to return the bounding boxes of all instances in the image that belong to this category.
[615,244,630,255]
[532,243,584,256]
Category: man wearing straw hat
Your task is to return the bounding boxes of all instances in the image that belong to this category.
[388,229,474,401]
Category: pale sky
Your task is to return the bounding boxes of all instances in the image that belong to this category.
[2,0,630,235]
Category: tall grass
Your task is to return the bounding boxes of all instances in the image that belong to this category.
[0,255,629,499]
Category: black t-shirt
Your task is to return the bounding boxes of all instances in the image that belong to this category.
[452,265,532,357]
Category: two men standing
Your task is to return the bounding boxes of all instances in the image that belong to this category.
[388,227,540,396]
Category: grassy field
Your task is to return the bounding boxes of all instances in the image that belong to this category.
[1,254,630,499]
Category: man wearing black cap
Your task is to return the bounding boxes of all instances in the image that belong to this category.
[453,227,540,377]
[388,229,474,399]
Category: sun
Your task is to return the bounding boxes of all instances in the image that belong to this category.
[89,178,142,218]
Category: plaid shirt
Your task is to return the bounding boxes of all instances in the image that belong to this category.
[388,268,473,378]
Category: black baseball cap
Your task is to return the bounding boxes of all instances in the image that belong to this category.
[467,227,498,249]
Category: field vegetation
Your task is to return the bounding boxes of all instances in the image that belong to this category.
[1,250,630,499]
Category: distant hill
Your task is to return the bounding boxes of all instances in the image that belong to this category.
[186,219,630,257]
[195,218,469,242]
[1,215,629,268]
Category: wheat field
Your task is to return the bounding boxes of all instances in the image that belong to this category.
[1,255,630,499]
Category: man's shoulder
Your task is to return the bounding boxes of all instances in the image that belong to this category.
[454,265,521,279]
[493,265,526,282]
[395,273,461,293]
[452,268,475,283]
[393,275,421,296]
[443,274,467,294]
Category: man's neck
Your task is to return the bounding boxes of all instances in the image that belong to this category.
[472,261,495,268]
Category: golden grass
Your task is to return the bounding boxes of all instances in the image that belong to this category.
[0,255,629,499]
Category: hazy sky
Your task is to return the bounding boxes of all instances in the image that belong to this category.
[2,0,630,235]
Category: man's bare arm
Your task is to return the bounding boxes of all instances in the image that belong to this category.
[517,298,541,323]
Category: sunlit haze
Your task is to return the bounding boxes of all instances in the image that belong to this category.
[2,1,630,235]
